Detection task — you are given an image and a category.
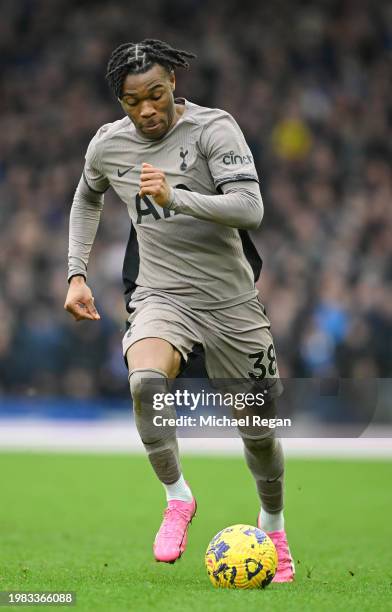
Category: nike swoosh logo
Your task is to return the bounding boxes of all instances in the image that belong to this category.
[117,167,134,177]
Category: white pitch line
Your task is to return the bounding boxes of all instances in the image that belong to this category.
[0,419,391,457]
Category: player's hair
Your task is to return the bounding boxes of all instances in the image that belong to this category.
[106,39,196,99]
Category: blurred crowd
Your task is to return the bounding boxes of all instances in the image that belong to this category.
[0,0,391,398]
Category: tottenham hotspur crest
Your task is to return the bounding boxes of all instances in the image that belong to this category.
[180,147,188,171]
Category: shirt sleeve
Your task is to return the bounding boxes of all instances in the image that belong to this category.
[67,176,104,281]
[167,180,263,230]
[67,128,110,281]
[200,112,259,190]
[82,128,110,194]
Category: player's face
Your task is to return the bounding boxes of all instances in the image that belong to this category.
[120,64,176,140]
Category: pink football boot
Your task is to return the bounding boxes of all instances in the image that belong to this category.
[258,512,295,582]
[154,497,197,563]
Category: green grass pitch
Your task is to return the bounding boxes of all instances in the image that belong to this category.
[0,453,391,612]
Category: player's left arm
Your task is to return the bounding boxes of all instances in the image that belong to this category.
[139,165,263,230]
[139,113,263,230]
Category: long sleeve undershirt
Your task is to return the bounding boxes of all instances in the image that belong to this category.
[68,176,104,281]
[167,180,263,231]
[67,178,264,281]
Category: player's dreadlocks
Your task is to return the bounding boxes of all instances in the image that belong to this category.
[106,39,196,99]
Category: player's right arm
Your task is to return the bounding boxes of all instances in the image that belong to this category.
[65,130,109,322]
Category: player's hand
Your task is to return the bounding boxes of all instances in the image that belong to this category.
[139,163,171,208]
[64,276,101,322]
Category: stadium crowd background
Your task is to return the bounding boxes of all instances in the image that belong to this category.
[0,0,391,400]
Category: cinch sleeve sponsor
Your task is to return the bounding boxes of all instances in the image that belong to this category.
[200,113,259,190]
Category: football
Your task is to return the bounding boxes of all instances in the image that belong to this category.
[205,524,278,589]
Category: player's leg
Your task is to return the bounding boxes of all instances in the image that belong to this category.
[123,302,199,562]
[237,400,285,529]
[236,401,294,582]
[201,298,294,581]
[127,337,189,497]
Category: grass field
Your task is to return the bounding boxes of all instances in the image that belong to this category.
[0,453,391,612]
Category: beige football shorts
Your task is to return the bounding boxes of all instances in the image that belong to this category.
[122,293,283,399]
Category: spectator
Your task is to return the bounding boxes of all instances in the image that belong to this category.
[0,0,390,399]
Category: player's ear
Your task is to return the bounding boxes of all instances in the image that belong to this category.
[168,70,175,92]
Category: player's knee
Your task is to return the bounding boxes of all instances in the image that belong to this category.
[128,368,168,413]
[241,434,275,454]
[129,369,146,405]
[129,370,177,447]
[237,398,278,447]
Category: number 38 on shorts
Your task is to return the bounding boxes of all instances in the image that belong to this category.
[248,344,277,380]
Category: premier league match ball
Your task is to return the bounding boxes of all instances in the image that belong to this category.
[205,524,277,589]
